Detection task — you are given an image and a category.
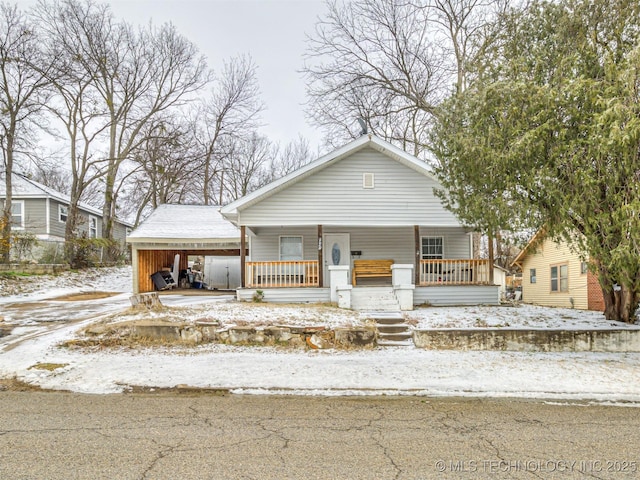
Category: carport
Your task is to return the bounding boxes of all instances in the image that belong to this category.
[126,204,243,294]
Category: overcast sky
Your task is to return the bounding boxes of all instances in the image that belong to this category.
[18,0,330,150]
[106,0,329,150]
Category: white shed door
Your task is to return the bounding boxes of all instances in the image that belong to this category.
[204,256,241,290]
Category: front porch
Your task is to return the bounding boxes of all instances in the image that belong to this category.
[243,259,492,288]
[238,259,499,309]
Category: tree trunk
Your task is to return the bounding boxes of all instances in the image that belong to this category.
[1,130,15,264]
[598,262,639,323]
[487,230,495,284]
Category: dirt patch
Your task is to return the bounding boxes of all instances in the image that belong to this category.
[124,384,230,396]
[53,291,120,301]
[28,362,69,371]
[0,377,45,392]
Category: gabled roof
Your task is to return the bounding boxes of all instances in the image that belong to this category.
[127,204,240,244]
[0,171,133,227]
[220,134,438,222]
[511,229,546,268]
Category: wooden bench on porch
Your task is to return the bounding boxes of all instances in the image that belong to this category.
[352,259,394,286]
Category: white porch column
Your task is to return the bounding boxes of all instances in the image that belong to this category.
[329,265,350,304]
[392,264,415,311]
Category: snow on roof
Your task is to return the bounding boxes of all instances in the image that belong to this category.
[127,204,240,242]
[0,171,102,215]
[0,171,133,226]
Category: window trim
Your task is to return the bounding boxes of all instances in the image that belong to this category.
[362,172,375,189]
[10,200,25,229]
[420,236,444,260]
[529,268,537,284]
[550,263,569,293]
[580,261,588,275]
[58,204,68,223]
[89,215,98,239]
[279,235,303,261]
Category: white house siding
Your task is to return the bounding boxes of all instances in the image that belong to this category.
[238,148,462,227]
[249,226,319,261]
[521,237,588,309]
[249,226,471,264]
[414,285,500,306]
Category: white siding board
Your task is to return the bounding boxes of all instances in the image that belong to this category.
[250,226,471,264]
[415,286,500,306]
[239,148,462,227]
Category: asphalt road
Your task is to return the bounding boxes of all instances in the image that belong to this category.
[1,392,639,479]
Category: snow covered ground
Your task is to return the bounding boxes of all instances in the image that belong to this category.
[1,266,640,403]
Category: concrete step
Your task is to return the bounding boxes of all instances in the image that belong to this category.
[374,316,406,325]
[378,332,413,342]
[377,325,411,334]
[377,338,414,347]
[351,287,400,312]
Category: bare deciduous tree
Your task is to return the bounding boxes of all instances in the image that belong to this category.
[194,55,264,205]
[221,133,275,202]
[0,3,51,263]
[304,0,507,155]
[268,134,313,181]
[36,0,208,261]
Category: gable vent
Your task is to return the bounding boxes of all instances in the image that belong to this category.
[363,172,375,189]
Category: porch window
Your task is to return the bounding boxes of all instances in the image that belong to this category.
[421,237,444,259]
[89,216,98,238]
[59,204,68,223]
[550,264,568,292]
[529,268,536,284]
[11,200,24,228]
[280,236,303,261]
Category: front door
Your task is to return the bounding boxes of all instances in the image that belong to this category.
[323,233,350,285]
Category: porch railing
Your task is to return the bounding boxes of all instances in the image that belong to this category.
[419,259,491,286]
[246,260,319,288]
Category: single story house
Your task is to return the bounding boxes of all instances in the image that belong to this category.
[220,134,500,310]
[511,230,605,311]
[127,204,243,293]
[0,171,132,262]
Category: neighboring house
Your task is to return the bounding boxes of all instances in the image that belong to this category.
[220,134,500,310]
[512,230,605,311]
[0,171,132,261]
[127,204,243,293]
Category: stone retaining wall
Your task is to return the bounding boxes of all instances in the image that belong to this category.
[413,328,640,352]
[0,264,70,275]
[130,321,377,349]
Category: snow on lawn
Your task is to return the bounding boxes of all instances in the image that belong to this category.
[104,301,372,329]
[3,265,640,401]
[0,266,132,303]
[407,304,640,330]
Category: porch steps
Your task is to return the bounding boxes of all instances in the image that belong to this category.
[351,287,401,312]
[364,311,414,347]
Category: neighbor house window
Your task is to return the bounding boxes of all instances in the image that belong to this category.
[89,216,98,238]
[279,236,303,261]
[529,268,536,284]
[58,205,68,222]
[550,264,568,292]
[580,261,588,275]
[10,200,24,228]
[421,237,444,259]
